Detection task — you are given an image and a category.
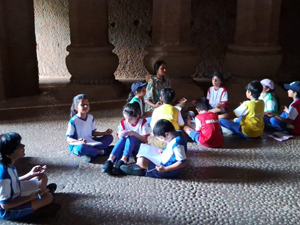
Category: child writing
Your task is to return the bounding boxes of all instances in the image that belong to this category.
[219,80,264,139]
[120,119,187,179]
[206,71,228,113]
[0,132,59,221]
[66,94,114,163]
[150,88,185,131]
[266,81,300,135]
[258,78,280,127]
[101,103,150,175]
[184,98,223,148]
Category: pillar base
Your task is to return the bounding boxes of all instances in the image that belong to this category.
[225,44,282,78]
[170,78,204,102]
[144,46,198,79]
[53,81,124,104]
[66,45,119,84]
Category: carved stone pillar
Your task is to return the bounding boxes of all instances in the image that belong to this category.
[66,0,118,84]
[144,0,202,99]
[0,0,39,100]
[225,0,282,78]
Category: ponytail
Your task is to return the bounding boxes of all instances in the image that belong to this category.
[127,91,135,103]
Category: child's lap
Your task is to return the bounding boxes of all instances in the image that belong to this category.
[20,179,39,197]
[145,160,181,179]
[0,202,33,220]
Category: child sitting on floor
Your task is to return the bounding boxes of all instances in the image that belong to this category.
[120,119,187,179]
[206,71,228,113]
[0,132,59,221]
[66,94,114,163]
[265,81,300,135]
[184,98,223,148]
[150,88,185,131]
[259,78,280,127]
[101,103,150,175]
[219,80,264,139]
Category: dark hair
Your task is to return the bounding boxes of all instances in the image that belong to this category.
[266,89,281,110]
[160,88,175,104]
[123,102,141,118]
[0,132,22,165]
[195,98,209,111]
[153,119,175,137]
[127,86,144,103]
[210,71,224,83]
[154,60,166,75]
[70,94,88,118]
[245,81,263,99]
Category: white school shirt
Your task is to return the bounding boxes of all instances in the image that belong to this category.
[207,86,228,108]
[117,117,150,137]
[66,114,100,144]
[0,164,20,204]
[160,135,187,166]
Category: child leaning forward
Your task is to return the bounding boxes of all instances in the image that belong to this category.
[120,119,187,179]
[101,103,150,175]
[184,98,223,148]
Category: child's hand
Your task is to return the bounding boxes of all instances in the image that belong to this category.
[266,112,274,117]
[154,101,162,108]
[30,165,47,176]
[284,106,289,113]
[104,129,113,135]
[126,131,136,137]
[179,98,187,103]
[155,165,166,172]
[78,138,87,143]
[158,149,163,154]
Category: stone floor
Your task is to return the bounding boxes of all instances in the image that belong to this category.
[0,104,300,225]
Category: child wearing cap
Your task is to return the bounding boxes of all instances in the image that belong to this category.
[259,78,280,127]
[218,81,264,138]
[206,72,228,113]
[127,81,151,117]
[266,81,300,135]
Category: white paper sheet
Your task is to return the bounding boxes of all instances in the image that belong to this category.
[137,143,162,166]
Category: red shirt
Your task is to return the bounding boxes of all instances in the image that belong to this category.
[195,112,223,148]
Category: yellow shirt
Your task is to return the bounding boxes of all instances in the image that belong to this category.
[151,104,184,130]
[234,100,264,138]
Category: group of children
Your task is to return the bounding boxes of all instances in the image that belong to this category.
[1,71,300,221]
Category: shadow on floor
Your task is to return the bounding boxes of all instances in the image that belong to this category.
[180,166,289,183]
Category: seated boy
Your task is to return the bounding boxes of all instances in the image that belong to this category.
[120,119,187,179]
[218,80,265,138]
[266,81,300,135]
[183,98,223,148]
[150,88,184,131]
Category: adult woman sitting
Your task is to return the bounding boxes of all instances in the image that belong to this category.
[144,60,171,112]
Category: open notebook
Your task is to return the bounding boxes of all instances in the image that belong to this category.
[268,132,294,142]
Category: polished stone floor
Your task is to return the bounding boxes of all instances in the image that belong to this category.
[0,104,299,225]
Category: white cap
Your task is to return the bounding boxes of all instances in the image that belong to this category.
[260,79,274,90]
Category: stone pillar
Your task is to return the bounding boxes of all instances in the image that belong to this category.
[144,0,202,99]
[66,0,118,85]
[63,0,122,102]
[0,0,39,100]
[225,0,282,78]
